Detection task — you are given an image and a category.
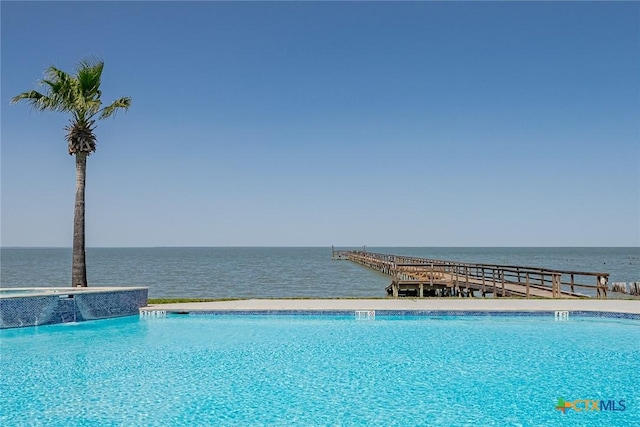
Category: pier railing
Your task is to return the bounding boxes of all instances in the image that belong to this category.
[335,250,610,299]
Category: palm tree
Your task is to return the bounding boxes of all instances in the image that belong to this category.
[12,58,131,287]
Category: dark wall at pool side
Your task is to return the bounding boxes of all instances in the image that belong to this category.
[0,289,148,328]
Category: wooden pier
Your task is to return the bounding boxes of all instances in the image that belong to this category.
[332,249,610,299]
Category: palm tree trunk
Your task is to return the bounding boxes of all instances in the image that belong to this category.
[72,152,88,287]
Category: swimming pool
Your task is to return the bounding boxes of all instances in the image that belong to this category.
[1,314,638,426]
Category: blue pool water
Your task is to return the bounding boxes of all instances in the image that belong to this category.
[1,314,638,426]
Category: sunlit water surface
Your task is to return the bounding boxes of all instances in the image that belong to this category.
[1,314,638,426]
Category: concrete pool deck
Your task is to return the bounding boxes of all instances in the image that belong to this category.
[143,298,640,314]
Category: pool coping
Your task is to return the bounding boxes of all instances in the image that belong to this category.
[0,286,149,298]
[143,298,640,318]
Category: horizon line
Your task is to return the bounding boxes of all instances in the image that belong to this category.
[1,245,638,249]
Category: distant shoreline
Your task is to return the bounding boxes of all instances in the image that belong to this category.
[2,246,640,249]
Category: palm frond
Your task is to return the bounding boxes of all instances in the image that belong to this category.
[41,66,79,113]
[99,97,131,119]
[42,79,61,91]
[43,66,72,94]
[10,90,62,112]
[11,90,44,104]
[76,57,103,75]
[76,59,104,114]
[13,57,131,148]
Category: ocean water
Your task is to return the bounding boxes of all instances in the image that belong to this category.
[0,247,638,299]
[1,314,638,426]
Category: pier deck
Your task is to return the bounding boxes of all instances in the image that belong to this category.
[332,249,610,299]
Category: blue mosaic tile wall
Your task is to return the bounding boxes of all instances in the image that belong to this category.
[75,290,147,320]
[0,288,148,329]
[0,296,58,328]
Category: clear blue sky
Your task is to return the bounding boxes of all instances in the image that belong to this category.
[2,1,639,247]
